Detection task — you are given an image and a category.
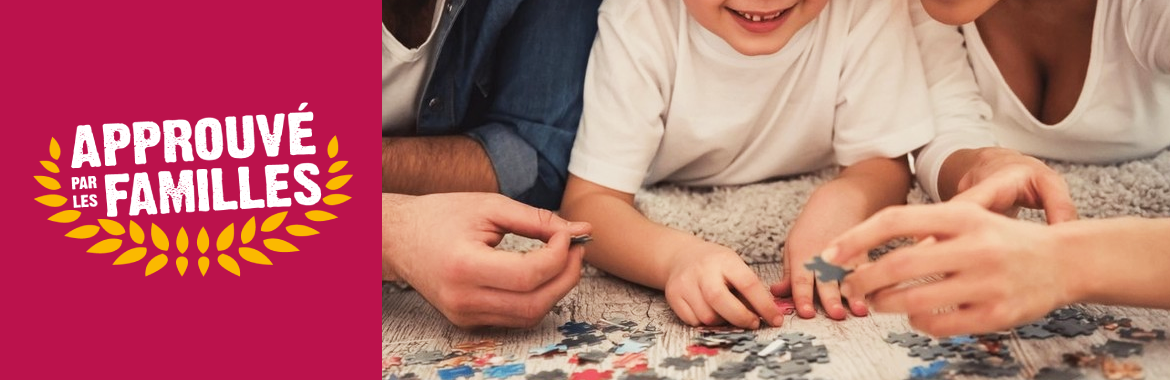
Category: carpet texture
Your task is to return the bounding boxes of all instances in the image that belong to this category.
[495,148,1170,268]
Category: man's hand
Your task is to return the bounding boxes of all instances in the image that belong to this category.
[382,193,591,328]
[943,148,1077,224]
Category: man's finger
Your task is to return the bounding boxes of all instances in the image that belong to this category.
[470,232,573,292]
[482,195,590,241]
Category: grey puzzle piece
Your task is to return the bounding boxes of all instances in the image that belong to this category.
[789,344,829,364]
[1034,367,1083,380]
[1016,323,1057,339]
[527,369,568,380]
[660,356,705,371]
[403,350,446,366]
[1092,339,1143,358]
[908,345,955,361]
[1045,319,1097,337]
[885,332,932,348]
[804,256,852,283]
[778,332,816,346]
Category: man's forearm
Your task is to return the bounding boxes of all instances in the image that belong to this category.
[382,136,499,194]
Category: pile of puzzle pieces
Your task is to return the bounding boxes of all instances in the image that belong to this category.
[893,307,1164,379]
[383,306,1163,380]
[382,316,830,380]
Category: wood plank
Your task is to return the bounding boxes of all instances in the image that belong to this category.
[384,263,1170,379]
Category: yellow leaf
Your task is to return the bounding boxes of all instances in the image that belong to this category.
[47,210,81,223]
[239,247,273,265]
[87,238,122,253]
[176,256,189,276]
[305,210,337,222]
[327,136,339,158]
[113,247,148,265]
[217,223,234,251]
[129,221,144,244]
[35,194,67,207]
[261,211,287,232]
[242,217,256,244]
[198,256,210,276]
[41,160,60,173]
[65,225,99,239]
[197,227,209,254]
[177,228,189,254]
[34,176,61,190]
[264,238,299,252]
[50,137,61,160]
[328,161,348,173]
[286,225,319,236]
[323,194,351,206]
[145,254,168,276]
[325,175,352,190]
[97,219,125,235]
[218,254,241,276]
[151,223,169,251]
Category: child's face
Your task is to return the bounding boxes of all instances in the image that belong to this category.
[920,0,1000,25]
[684,0,829,56]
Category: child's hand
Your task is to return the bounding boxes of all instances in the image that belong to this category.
[773,244,867,320]
[664,242,784,329]
[828,202,1075,336]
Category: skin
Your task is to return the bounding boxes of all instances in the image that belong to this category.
[823,202,1170,336]
[559,0,839,329]
[382,193,591,328]
[683,0,829,56]
[924,0,1094,219]
[381,1,500,195]
[773,157,910,320]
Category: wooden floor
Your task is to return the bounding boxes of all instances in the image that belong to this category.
[383,263,1170,380]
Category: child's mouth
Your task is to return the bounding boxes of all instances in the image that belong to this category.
[726,6,791,34]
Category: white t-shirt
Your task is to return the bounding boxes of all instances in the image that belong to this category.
[913,0,1170,200]
[568,0,934,194]
[382,0,446,134]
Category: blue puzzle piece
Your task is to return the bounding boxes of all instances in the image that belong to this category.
[614,339,649,354]
[528,344,568,356]
[804,256,852,282]
[438,365,474,380]
[484,363,526,379]
[909,360,948,379]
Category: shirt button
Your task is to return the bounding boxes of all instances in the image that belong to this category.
[427,98,440,108]
[446,0,454,12]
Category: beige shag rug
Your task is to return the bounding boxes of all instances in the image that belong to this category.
[495,148,1170,268]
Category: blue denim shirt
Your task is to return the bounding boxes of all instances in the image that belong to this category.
[398,0,601,210]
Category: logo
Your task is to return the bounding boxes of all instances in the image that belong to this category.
[33,103,353,277]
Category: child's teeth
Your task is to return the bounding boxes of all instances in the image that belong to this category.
[752,14,761,21]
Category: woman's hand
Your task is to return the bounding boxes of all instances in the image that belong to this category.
[824,202,1079,336]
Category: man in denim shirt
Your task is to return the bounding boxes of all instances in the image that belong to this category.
[383,0,599,210]
[382,0,600,328]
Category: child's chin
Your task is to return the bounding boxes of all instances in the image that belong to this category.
[729,40,788,56]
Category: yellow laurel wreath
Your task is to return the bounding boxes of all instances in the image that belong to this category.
[37,136,350,277]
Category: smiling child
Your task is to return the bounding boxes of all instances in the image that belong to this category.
[559,0,936,328]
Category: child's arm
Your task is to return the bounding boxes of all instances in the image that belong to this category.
[779,156,911,320]
[561,175,785,328]
[825,203,1170,336]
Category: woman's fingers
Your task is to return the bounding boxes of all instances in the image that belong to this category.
[841,240,967,300]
